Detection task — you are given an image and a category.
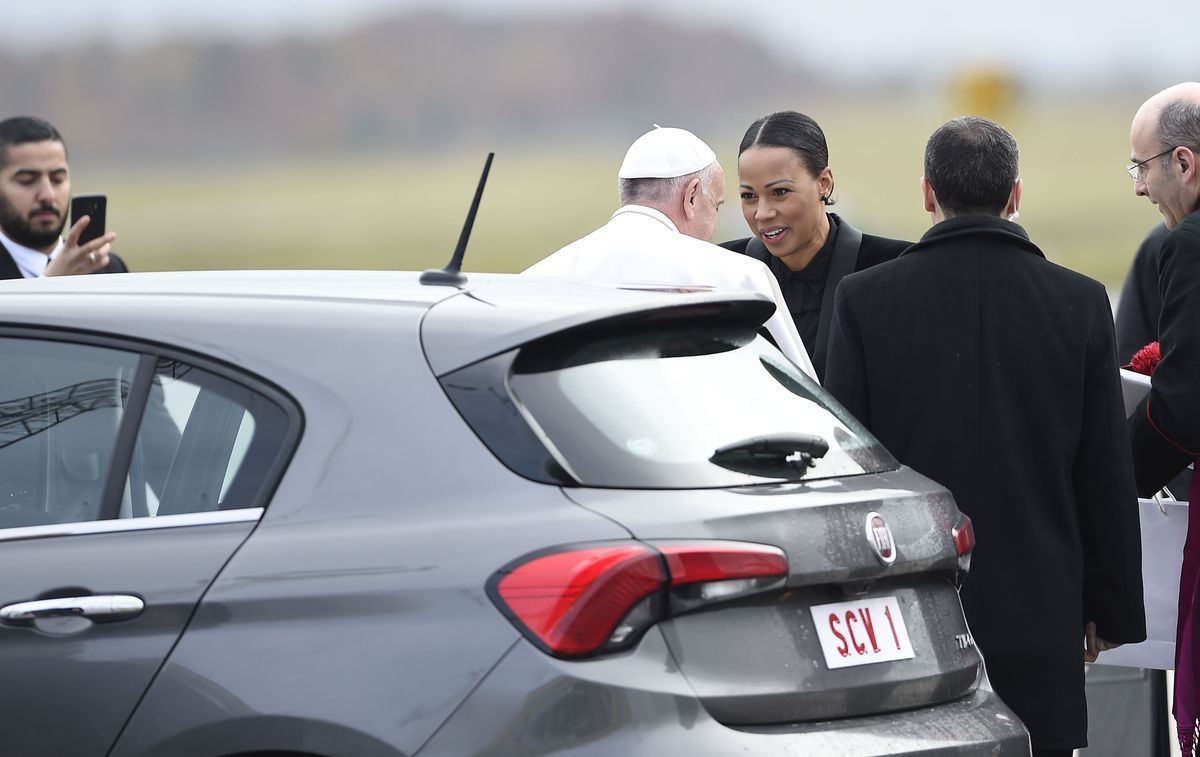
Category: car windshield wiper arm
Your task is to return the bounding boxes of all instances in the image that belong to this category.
[709,433,829,476]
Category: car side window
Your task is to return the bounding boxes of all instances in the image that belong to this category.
[123,358,289,518]
[0,337,295,531]
[0,338,139,528]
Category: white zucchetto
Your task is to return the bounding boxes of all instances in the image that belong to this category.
[617,125,718,179]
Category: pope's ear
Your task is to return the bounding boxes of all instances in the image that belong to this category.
[682,177,702,219]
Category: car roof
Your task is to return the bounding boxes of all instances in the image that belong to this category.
[0,270,753,304]
[0,270,458,306]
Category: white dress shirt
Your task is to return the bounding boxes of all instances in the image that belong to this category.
[522,205,818,380]
[0,226,63,278]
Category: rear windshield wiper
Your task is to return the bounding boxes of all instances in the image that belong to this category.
[709,433,829,478]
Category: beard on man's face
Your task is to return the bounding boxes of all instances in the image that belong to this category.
[0,193,66,250]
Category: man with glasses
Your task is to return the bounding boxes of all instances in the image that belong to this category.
[1126,82,1200,757]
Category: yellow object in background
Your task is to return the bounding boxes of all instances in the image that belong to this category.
[952,66,1017,122]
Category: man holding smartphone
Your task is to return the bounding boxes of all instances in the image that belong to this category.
[0,116,123,279]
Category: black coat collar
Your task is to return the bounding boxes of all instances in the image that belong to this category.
[902,215,1046,260]
[0,242,23,280]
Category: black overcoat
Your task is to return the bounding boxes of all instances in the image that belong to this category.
[825,215,1146,750]
[1129,209,1200,495]
[1115,222,1169,363]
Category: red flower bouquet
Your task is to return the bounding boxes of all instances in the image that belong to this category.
[1127,341,1162,376]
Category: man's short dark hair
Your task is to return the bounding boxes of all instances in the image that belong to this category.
[924,117,1018,216]
[0,116,66,167]
[1156,99,1200,169]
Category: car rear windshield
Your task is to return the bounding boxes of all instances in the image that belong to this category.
[504,324,897,488]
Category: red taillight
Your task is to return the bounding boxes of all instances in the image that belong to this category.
[952,515,974,581]
[490,541,789,658]
[657,542,788,585]
[952,515,975,556]
[492,545,665,657]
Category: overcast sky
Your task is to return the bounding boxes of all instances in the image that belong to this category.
[10,0,1193,86]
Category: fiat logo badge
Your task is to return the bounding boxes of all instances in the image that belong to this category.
[865,512,897,565]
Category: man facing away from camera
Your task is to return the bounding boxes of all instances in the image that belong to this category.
[0,115,122,280]
[522,125,816,379]
[824,116,1145,757]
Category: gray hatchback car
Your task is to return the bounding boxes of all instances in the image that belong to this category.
[0,271,1028,756]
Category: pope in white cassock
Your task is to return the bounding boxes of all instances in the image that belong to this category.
[521,125,817,380]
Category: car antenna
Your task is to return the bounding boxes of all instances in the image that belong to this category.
[420,152,494,287]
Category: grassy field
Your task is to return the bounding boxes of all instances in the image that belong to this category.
[85,98,1163,289]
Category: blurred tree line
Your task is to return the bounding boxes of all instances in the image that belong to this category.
[1,11,824,163]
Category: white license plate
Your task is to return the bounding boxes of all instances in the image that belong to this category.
[810,595,915,669]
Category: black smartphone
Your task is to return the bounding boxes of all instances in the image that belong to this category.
[70,194,107,245]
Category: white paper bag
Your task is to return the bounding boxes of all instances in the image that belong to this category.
[1099,369,1186,669]
[1099,495,1187,670]
[1121,368,1151,416]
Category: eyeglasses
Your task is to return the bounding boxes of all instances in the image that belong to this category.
[1126,147,1176,180]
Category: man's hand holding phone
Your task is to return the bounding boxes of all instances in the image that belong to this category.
[44,194,117,277]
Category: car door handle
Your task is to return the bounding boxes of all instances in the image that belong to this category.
[0,595,145,623]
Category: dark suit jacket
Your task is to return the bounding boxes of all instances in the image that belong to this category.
[0,242,127,279]
[824,215,1145,750]
[721,214,909,379]
[1114,222,1195,499]
[1116,222,1170,362]
[1129,209,1200,495]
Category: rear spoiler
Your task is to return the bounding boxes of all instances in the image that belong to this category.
[421,282,775,376]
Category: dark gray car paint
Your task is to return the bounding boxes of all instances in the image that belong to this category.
[417,630,1029,756]
[0,273,1028,756]
[564,470,966,583]
[0,521,256,756]
[564,470,980,725]
[107,295,635,756]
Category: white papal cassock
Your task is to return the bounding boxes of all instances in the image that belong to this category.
[522,204,818,381]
